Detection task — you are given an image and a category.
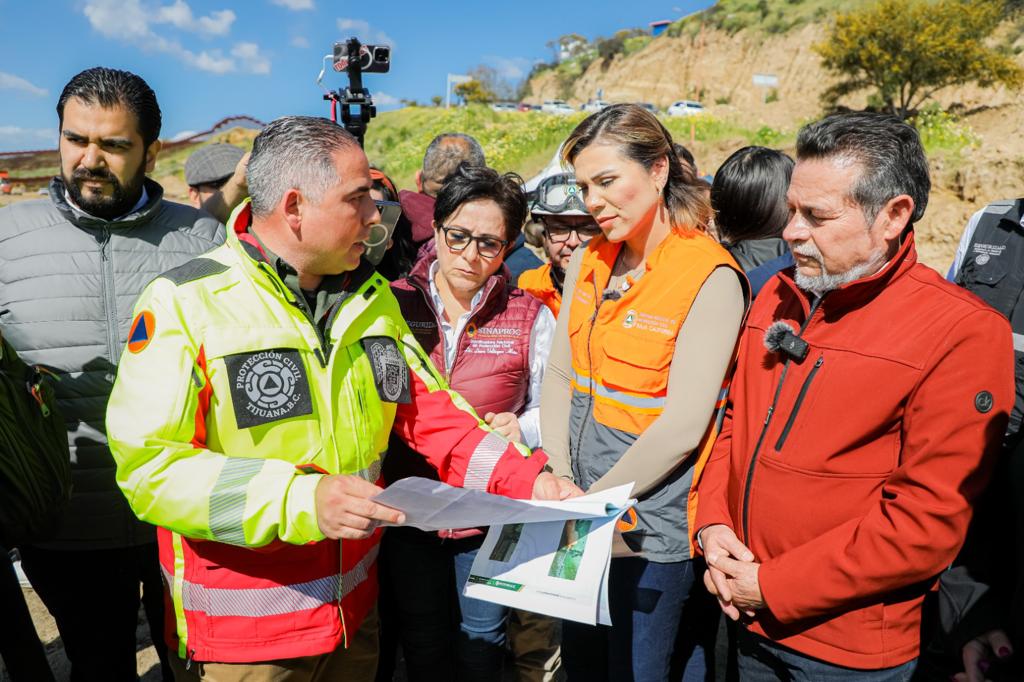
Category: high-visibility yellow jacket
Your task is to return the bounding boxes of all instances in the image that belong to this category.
[106,202,546,664]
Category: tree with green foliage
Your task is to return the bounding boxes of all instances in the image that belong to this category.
[454,79,494,105]
[816,0,1023,118]
[431,95,443,108]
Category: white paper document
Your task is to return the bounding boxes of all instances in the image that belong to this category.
[372,476,631,531]
[374,477,634,625]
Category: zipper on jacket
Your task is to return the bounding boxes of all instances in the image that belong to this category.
[408,273,499,383]
[570,277,604,482]
[740,295,825,543]
[98,227,119,363]
[773,355,824,451]
[258,262,332,361]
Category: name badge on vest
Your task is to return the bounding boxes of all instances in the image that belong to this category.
[362,337,411,404]
[225,349,314,429]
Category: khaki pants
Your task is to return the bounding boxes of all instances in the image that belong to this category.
[508,609,562,682]
[169,607,379,682]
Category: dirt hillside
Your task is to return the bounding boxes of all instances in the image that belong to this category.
[527,19,1024,271]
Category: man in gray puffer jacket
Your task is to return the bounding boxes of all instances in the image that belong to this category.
[0,67,223,681]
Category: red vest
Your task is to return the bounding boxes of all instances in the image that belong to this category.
[386,257,542,484]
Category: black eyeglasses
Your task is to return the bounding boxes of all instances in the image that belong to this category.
[541,218,603,244]
[439,226,509,259]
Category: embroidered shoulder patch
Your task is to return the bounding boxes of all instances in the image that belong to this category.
[225,349,313,429]
[362,337,411,404]
[127,311,155,354]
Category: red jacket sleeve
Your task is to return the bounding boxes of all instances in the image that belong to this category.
[693,398,738,551]
[757,309,1014,624]
[391,356,547,500]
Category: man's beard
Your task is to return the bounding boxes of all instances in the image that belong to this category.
[791,241,887,297]
[63,164,146,220]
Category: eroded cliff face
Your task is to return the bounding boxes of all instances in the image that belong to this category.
[525,22,1024,270]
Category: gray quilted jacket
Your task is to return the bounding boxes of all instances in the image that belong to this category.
[0,177,224,550]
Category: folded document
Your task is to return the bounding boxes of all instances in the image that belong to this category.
[374,477,636,625]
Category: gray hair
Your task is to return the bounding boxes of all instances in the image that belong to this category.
[247,116,360,217]
[421,133,486,193]
[796,112,930,226]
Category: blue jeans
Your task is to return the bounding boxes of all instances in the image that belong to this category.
[562,557,716,682]
[736,627,917,681]
[453,546,510,680]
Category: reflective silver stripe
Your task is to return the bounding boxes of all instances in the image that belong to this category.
[463,431,508,490]
[353,458,382,484]
[341,543,380,599]
[1014,333,1024,353]
[183,574,340,618]
[161,547,378,617]
[209,458,265,546]
[570,368,666,409]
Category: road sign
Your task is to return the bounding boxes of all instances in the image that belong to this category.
[752,73,779,88]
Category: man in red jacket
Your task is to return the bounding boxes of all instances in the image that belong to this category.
[694,112,1015,679]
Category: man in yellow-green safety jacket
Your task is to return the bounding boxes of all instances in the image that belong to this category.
[106,116,576,681]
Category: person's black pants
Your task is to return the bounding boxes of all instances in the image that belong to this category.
[19,543,171,682]
[0,547,54,681]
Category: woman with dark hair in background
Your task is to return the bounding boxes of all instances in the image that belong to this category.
[711,146,795,297]
[379,164,560,681]
[540,103,747,681]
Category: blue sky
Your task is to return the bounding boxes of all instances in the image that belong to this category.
[0,0,713,152]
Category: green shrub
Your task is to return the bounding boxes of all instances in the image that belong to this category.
[911,104,980,154]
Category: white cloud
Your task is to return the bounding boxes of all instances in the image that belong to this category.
[336,18,395,48]
[373,91,400,107]
[0,72,47,97]
[0,126,58,151]
[81,0,270,76]
[271,0,314,10]
[290,35,310,48]
[484,56,531,81]
[154,1,235,36]
[231,42,272,75]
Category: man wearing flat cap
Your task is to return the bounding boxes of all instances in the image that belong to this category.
[185,142,249,223]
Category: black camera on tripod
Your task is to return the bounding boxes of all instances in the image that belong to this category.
[321,37,391,147]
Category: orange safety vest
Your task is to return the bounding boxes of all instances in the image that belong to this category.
[567,229,742,556]
[517,262,562,318]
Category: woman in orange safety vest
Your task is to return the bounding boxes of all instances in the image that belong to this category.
[539,104,747,681]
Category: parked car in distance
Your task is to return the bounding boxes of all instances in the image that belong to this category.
[581,99,612,113]
[491,101,518,112]
[638,102,659,114]
[541,99,575,115]
[517,102,534,112]
[667,100,705,117]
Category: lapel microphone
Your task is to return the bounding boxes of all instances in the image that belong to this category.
[764,320,809,361]
[601,289,622,302]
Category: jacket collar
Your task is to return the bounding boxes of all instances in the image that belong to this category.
[776,228,919,317]
[225,199,374,299]
[406,254,510,321]
[49,176,165,231]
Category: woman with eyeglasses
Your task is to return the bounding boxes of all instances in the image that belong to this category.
[540,104,748,681]
[380,163,559,681]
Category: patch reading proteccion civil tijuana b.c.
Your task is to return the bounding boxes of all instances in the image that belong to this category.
[224,349,313,429]
[362,337,411,404]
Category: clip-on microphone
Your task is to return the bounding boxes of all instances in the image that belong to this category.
[764,320,809,361]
